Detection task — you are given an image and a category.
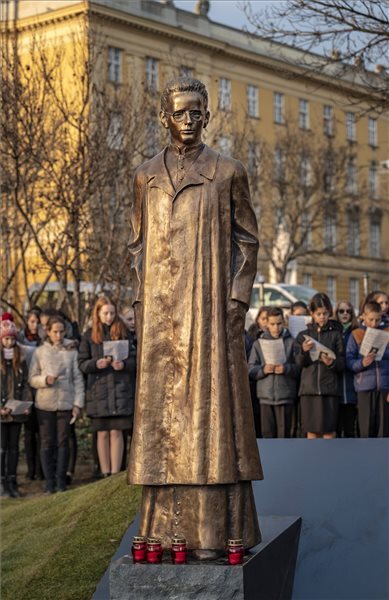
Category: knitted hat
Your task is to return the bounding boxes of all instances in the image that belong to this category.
[0,320,18,340]
[1,312,14,322]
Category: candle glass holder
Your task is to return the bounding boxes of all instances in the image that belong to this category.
[146,537,163,563]
[227,539,244,565]
[131,535,147,562]
[171,536,187,564]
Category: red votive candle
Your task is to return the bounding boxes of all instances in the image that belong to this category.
[131,536,147,562]
[171,536,187,564]
[147,537,163,563]
[227,539,244,565]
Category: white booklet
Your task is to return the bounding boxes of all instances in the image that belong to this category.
[303,335,336,362]
[103,340,129,361]
[4,399,33,415]
[359,327,389,361]
[288,315,312,339]
[259,338,286,365]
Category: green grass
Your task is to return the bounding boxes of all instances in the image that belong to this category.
[1,474,142,600]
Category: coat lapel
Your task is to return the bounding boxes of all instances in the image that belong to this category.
[147,145,219,199]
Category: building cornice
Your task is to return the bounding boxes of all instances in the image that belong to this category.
[4,0,385,103]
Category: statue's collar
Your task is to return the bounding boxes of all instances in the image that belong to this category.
[168,142,205,157]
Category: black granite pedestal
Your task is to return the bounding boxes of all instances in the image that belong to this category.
[109,516,301,600]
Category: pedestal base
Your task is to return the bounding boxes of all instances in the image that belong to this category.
[109,516,301,600]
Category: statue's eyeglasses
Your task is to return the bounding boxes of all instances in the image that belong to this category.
[164,110,203,122]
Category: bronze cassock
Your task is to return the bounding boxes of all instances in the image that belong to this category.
[127,78,263,556]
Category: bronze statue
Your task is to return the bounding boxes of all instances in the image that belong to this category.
[127,78,263,560]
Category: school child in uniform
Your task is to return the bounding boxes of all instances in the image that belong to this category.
[248,307,300,438]
[294,293,345,439]
[29,315,84,493]
[334,301,359,437]
[346,300,389,437]
[1,319,32,497]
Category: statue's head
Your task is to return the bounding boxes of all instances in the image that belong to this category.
[160,77,210,147]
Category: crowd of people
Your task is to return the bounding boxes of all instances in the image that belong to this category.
[0,289,388,498]
[0,296,136,498]
[246,289,389,440]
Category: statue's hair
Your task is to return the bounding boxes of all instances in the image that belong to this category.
[161,77,208,111]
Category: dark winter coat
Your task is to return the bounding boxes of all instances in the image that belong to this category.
[1,359,32,422]
[346,326,389,392]
[248,329,300,405]
[78,326,136,418]
[294,320,345,397]
[339,325,358,404]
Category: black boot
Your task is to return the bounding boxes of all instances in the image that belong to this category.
[0,477,10,498]
[7,476,21,498]
[40,448,56,494]
[56,447,69,492]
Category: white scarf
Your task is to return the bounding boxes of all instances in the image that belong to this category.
[3,347,14,360]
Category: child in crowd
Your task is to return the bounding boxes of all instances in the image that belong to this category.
[79,296,136,477]
[290,301,309,316]
[371,291,389,327]
[294,293,345,439]
[29,316,84,493]
[248,306,269,341]
[346,300,389,437]
[1,319,31,497]
[248,307,300,438]
[334,301,359,437]
[18,309,43,480]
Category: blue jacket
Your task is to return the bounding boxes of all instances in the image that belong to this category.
[346,326,389,392]
[248,329,300,405]
[339,325,357,404]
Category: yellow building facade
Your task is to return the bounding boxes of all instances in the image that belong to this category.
[2,0,388,313]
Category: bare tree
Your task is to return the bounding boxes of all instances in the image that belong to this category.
[243,0,388,113]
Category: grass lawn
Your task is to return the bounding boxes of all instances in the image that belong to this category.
[1,473,141,600]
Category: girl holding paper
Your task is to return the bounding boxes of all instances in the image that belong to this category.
[294,294,345,439]
[78,296,136,477]
[29,316,84,493]
[1,319,32,498]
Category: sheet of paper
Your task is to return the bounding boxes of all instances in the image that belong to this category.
[259,338,287,365]
[304,335,336,362]
[288,315,312,339]
[359,327,389,361]
[4,400,33,415]
[103,340,129,361]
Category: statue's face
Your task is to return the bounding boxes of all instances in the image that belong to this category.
[160,91,209,147]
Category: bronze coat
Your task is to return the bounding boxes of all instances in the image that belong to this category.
[127,144,263,485]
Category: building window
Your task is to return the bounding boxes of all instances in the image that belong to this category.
[247,142,259,175]
[274,147,285,182]
[218,78,231,111]
[247,85,259,118]
[324,152,334,193]
[347,213,360,256]
[300,155,310,187]
[327,276,336,301]
[180,65,193,77]
[323,105,333,136]
[368,162,378,198]
[218,136,232,156]
[302,273,312,287]
[145,57,159,91]
[370,218,381,257]
[274,92,284,124]
[372,279,380,290]
[349,279,359,308]
[368,117,378,147]
[346,159,358,195]
[301,212,312,250]
[299,99,309,129]
[324,213,337,251]
[108,47,122,83]
[107,113,123,150]
[346,112,356,142]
